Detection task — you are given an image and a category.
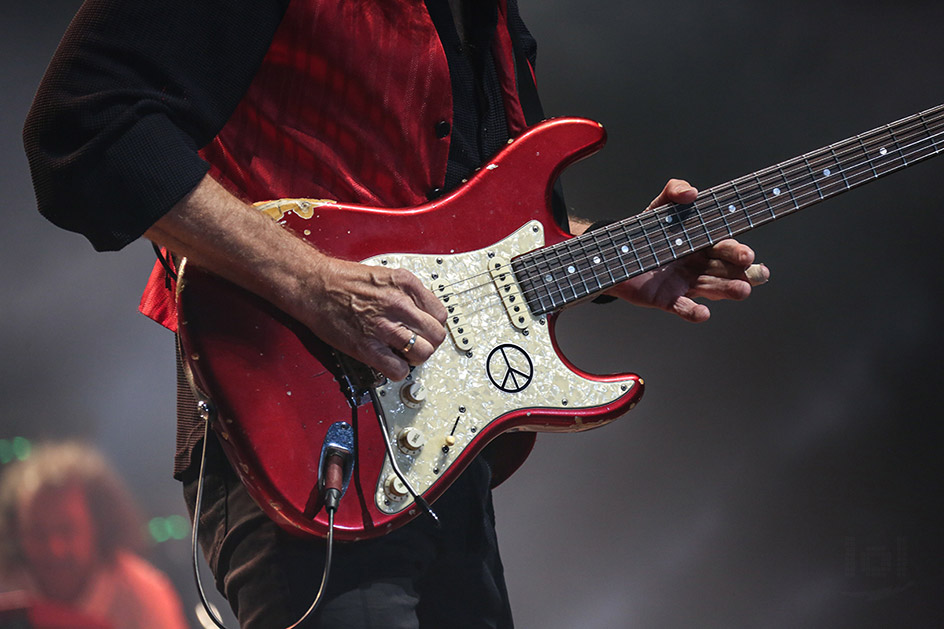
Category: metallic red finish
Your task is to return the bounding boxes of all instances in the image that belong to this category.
[176,118,644,540]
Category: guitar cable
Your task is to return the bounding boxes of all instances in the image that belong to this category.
[190,414,342,629]
[189,361,438,627]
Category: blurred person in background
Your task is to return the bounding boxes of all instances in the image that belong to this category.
[0,442,189,629]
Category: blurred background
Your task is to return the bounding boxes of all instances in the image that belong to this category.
[3,1,943,627]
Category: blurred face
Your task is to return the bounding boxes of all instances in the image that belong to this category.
[17,485,99,602]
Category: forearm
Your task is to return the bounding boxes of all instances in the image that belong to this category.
[146,175,447,381]
[144,175,331,327]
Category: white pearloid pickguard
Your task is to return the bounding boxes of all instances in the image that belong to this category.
[361,221,636,515]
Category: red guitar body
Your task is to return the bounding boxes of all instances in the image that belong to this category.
[176,118,644,541]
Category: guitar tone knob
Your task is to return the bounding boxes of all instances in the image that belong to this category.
[400,381,427,408]
[397,427,426,453]
[384,474,409,501]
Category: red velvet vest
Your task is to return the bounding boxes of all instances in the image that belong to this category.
[142,0,535,484]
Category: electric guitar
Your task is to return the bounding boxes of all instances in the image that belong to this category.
[176,105,944,541]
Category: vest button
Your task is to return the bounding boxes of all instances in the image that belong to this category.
[435,120,451,138]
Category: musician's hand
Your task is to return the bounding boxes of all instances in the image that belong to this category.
[146,174,447,383]
[604,179,770,322]
[299,258,448,381]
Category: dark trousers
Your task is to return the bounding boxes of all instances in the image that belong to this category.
[183,435,514,628]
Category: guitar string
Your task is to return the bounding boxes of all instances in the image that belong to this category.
[544,107,944,268]
[529,106,944,277]
[427,116,944,323]
[432,106,944,303]
[436,111,944,318]
[525,130,943,311]
[514,108,944,309]
[530,105,944,272]
[564,114,944,284]
[414,107,944,319]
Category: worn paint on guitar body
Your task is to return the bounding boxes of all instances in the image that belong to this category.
[176,118,643,540]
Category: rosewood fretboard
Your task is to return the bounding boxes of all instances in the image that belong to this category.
[513,104,944,316]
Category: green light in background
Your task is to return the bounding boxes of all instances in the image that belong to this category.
[148,517,171,543]
[167,514,190,540]
[12,437,30,461]
[0,438,32,465]
[148,515,191,543]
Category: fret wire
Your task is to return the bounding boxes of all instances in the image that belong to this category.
[651,210,679,261]
[888,123,909,166]
[855,135,879,179]
[548,246,578,303]
[628,218,658,270]
[587,228,604,294]
[879,124,904,174]
[827,146,852,191]
[709,189,734,237]
[602,228,633,284]
[616,223,646,273]
[666,206,696,254]
[634,213,662,266]
[583,230,609,293]
[590,229,616,289]
[719,186,749,234]
[566,238,593,299]
[845,136,874,186]
[777,166,803,210]
[628,228,646,273]
[756,171,777,219]
[915,112,938,160]
[692,199,715,245]
[538,251,565,310]
[919,111,936,151]
[526,253,555,312]
[879,127,902,174]
[730,180,756,228]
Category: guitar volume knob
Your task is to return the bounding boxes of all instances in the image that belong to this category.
[400,381,427,408]
[384,474,409,501]
[397,427,426,453]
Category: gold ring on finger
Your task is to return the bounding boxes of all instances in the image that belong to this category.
[401,332,417,354]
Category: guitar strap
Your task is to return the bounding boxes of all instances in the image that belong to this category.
[507,18,616,306]
[508,20,570,230]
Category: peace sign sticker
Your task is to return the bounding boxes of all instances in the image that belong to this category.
[486,344,534,393]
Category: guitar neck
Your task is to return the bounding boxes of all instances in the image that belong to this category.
[515,103,944,316]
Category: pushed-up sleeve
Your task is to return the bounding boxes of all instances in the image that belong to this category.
[23,0,290,251]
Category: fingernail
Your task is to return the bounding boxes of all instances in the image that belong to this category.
[745,264,768,285]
